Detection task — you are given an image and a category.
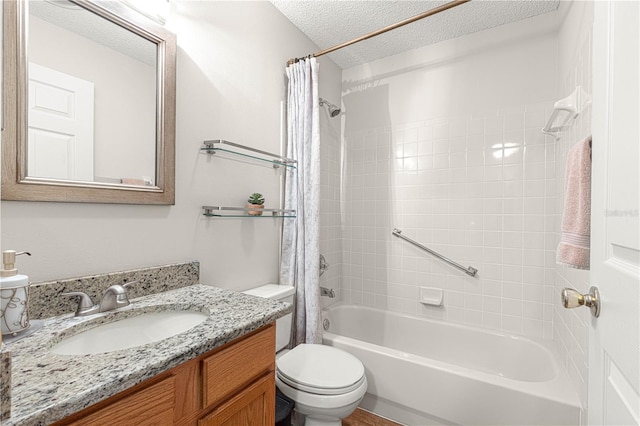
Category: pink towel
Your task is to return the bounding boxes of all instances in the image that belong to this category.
[557,136,592,269]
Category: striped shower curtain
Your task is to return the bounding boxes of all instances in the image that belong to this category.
[280,58,321,345]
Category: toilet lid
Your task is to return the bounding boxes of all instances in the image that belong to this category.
[276,344,365,395]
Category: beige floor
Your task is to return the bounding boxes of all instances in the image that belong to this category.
[343,408,403,426]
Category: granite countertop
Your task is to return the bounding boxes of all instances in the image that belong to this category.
[2,284,292,426]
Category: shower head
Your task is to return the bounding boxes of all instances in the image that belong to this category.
[319,98,341,117]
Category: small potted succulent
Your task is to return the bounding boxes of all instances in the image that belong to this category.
[247,193,265,216]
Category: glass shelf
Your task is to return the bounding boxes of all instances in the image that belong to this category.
[202,206,296,218]
[201,140,296,169]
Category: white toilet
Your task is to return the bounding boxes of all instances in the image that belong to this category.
[242,284,367,426]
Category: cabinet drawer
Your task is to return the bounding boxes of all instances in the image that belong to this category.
[201,324,275,408]
[63,375,175,426]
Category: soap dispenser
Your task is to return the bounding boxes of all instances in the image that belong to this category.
[0,250,31,336]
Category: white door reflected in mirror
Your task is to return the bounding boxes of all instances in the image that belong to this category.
[28,63,94,181]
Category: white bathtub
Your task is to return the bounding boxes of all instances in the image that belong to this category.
[321,304,581,426]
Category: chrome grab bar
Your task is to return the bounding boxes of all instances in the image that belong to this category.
[392,228,478,277]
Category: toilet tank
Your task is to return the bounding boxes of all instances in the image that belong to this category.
[242,284,295,352]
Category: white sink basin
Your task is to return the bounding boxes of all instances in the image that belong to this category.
[50,310,209,355]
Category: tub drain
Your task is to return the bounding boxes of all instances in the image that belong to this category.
[323,318,330,331]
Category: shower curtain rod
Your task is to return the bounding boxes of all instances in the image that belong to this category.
[287,0,471,66]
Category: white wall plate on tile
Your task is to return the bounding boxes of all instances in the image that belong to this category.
[419,287,443,306]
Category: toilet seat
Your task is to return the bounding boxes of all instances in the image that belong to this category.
[276,344,365,396]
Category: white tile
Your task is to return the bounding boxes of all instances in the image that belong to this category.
[523,266,545,284]
[523,283,544,303]
[524,145,546,163]
[450,153,467,168]
[483,295,502,313]
[524,180,546,197]
[503,198,523,214]
[387,296,403,312]
[339,94,590,352]
[524,198,545,214]
[483,312,502,330]
[484,181,503,197]
[433,122,449,139]
[502,146,523,164]
[433,140,449,154]
[503,232,523,248]
[404,142,418,157]
[503,248,523,265]
[522,319,544,338]
[503,181,523,197]
[405,128,418,143]
[447,290,466,308]
[484,231,502,247]
[467,150,485,166]
[484,116,502,135]
[504,111,525,133]
[503,215,523,231]
[524,162,546,180]
[485,148,504,166]
[483,280,503,297]
[418,126,432,142]
[484,215,502,231]
[481,263,502,280]
[523,302,544,320]
[525,107,546,129]
[503,164,524,181]
[503,281,523,299]
[468,118,484,136]
[502,297,524,317]
[418,140,433,156]
[484,166,503,182]
[433,154,449,169]
[418,155,434,170]
[524,215,545,232]
[464,309,483,326]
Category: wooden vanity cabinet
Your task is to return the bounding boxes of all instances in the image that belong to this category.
[54,324,276,426]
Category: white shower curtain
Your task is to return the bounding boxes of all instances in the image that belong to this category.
[280,58,321,345]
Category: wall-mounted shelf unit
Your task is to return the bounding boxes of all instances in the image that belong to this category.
[542,86,591,137]
[201,140,296,169]
[202,206,296,218]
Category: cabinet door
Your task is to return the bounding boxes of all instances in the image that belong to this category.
[198,374,275,426]
[63,375,175,426]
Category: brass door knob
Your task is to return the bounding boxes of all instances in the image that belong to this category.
[561,286,600,318]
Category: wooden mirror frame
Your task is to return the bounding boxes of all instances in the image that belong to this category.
[2,0,176,204]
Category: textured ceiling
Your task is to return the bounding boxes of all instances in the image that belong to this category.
[270,0,560,69]
[30,0,156,66]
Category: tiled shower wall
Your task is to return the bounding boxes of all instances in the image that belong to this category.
[338,11,561,339]
[341,103,558,338]
[553,1,594,413]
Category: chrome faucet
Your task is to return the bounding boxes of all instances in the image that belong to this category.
[98,284,131,312]
[320,287,335,298]
[63,281,138,317]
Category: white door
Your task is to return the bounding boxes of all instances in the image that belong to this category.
[28,63,94,181]
[589,1,640,425]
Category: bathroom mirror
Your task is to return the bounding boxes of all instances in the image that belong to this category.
[2,0,176,204]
